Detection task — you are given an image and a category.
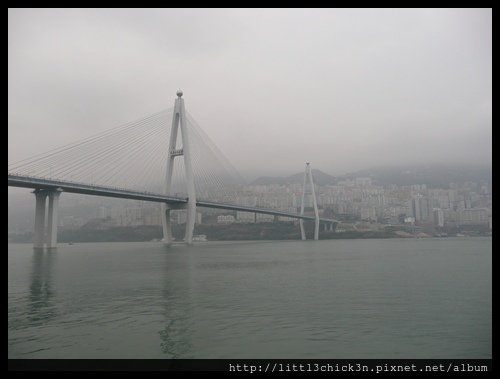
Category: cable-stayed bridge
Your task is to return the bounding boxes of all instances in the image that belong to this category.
[8,91,337,249]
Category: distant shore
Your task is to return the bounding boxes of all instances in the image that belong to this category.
[8,223,491,243]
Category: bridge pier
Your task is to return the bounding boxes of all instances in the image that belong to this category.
[33,188,62,249]
[161,202,196,245]
[46,190,61,249]
[184,199,196,244]
[34,190,48,249]
[299,219,306,240]
[161,204,173,245]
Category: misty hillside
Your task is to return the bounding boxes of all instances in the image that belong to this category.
[251,169,337,186]
[252,165,492,189]
[347,165,492,188]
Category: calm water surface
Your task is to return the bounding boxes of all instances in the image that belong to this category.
[8,238,491,358]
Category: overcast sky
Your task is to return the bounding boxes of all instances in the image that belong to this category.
[8,8,492,179]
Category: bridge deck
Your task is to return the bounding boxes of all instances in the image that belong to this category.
[8,174,337,223]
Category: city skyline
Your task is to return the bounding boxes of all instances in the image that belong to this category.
[9,165,492,237]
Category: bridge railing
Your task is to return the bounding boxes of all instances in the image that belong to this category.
[8,173,167,196]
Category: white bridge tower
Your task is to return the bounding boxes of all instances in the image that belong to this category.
[161,90,197,245]
[299,162,320,240]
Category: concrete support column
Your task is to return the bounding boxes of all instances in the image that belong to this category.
[314,220,319,240]
[161,203,173,245]
[184,202,196,244]
[299,219,306,240]
[46,189,62,249]
[33,190,47,249]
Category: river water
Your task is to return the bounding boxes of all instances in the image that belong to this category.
[8,238,491,358]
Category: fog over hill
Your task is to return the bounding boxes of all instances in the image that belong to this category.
[251,164,492,189]
[251,169,337,186]
[346,164,492,188]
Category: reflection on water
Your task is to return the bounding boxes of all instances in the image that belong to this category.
[28,249,57,323]
[159,246,193,358]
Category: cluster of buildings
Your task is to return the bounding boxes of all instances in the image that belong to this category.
[56,176,491,235]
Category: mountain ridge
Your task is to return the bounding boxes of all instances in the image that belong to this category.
[251,169,337,186]
[251,164,491,189]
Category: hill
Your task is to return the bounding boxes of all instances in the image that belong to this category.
[251,164,491,189]
[251,169,337,186]
[343,164,491,188]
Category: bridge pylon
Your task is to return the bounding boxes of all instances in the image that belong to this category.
[33,187,62,250]
[299,162,320,240]
[162,90,197,245]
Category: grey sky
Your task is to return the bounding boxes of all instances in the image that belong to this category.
[8,8,492,179]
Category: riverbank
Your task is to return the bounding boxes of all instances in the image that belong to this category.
[8,222,491,243]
